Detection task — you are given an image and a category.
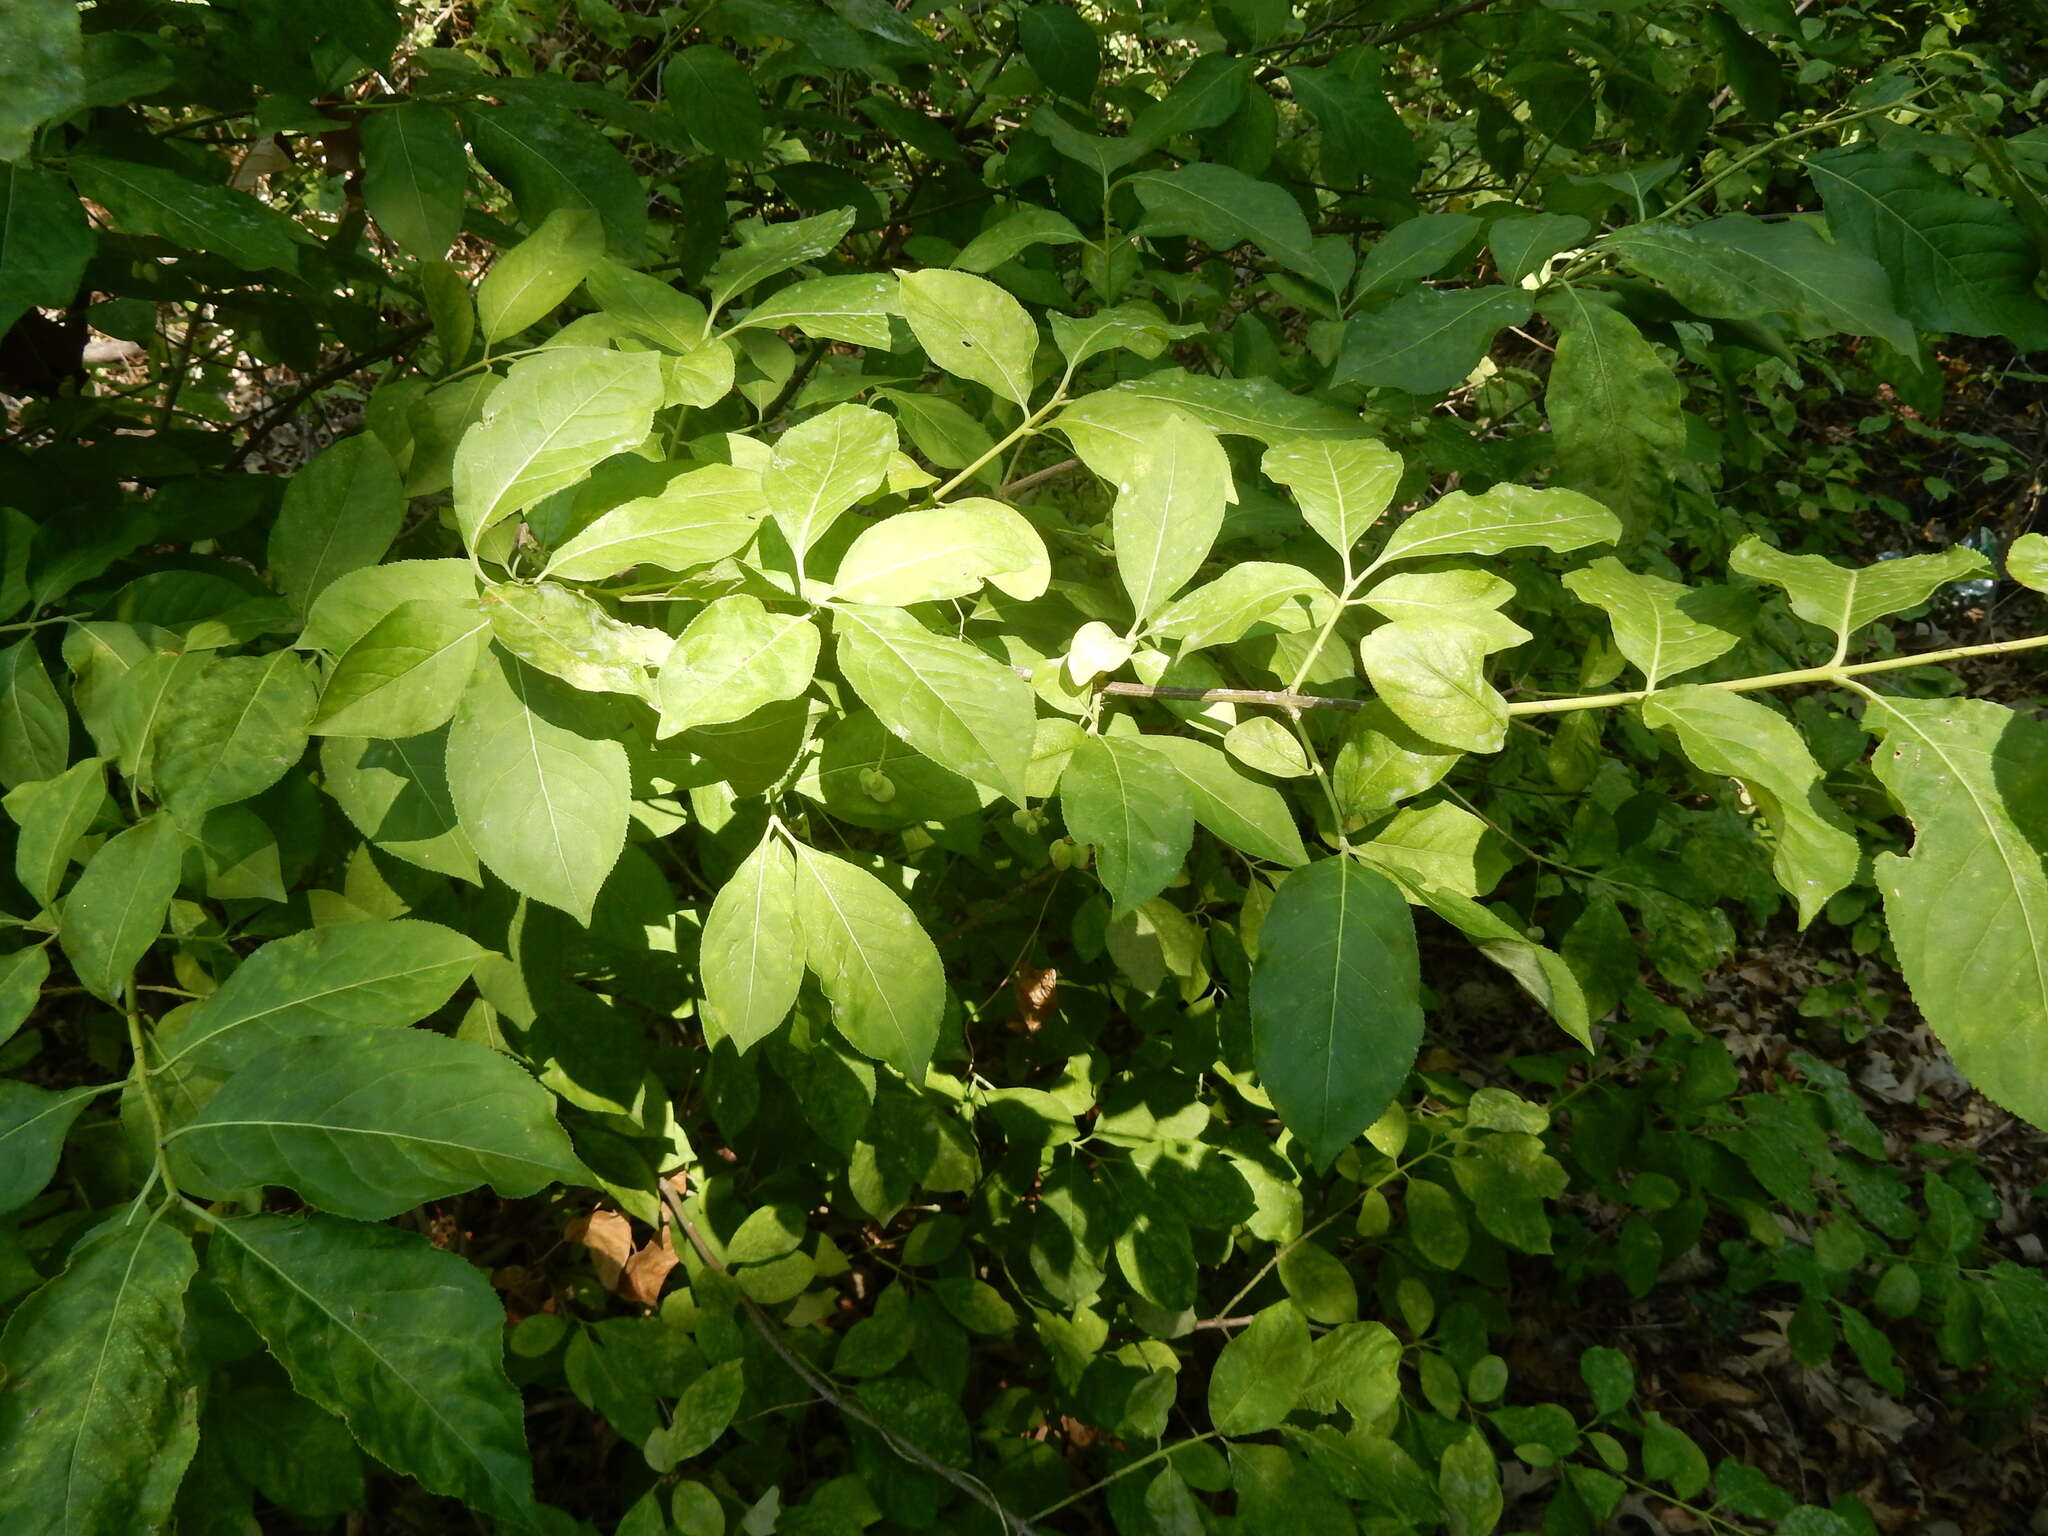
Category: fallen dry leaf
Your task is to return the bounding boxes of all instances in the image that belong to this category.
[566,1209,633,1292]
[619,1225,680,1306]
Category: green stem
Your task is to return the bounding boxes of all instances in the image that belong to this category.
[1506,631,2048,717]
[123,980,180,1201]
[931,359,1081,502]
[1029,1431,1223,1522]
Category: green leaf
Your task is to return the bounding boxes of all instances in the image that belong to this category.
[647,1360,746,1469]
[1488,211,1590,285]
[1357,802,1496,898]
[153,651,317,821]
[735,274,898,348]
[268,435,407,617]
[1391,878,1592,1048]
[161,917,482,1076]
[69,156,306,273]
[1437,1429,1504,1535]
[477,208,604,345]
[663,45,764,160]
[1332,701,1462,823]
[0,0,81,160]
[1609,214,1916,352]
[484,582,662,700]
[701,836,803,1053]
[1263,437,1405,556]
[1208,1300,1313,1436]
[468,101,646,261]
[1151,561,1324,653]
[542,462,765,581]
[1130,163,1318,276]
[1641,688,1858,925]
[320,730,480,882]
[1113,410,1232,622]
[833,604,1035,804]
[5,755,107,906]
[1018,2,1100,100]
[209,1213,537,1525]
[656,595,819,735]
[1540,290,1683,538]
[0,164,94,335]
[897,268,1040,406]
[359,103,469,260]
[1278,1240,1359,1324]
[584,259,710,352]
[302,559,479,657]
[169,1029,583,1218]
[1640,1412,1710,1500]
[1358,619,1506,754]
[876,388,997,470]
[314,600,490,738]
[1452,1132,1567,1253]
[453,348,664,548]
[446,652,630,923]
[763,402,898,569]
[1560,557,1749,688]
[955,207,1087,275]
[1808,148,2048,343]
[0,1080,101,1212]
[58,812,184,1002]
[708,208,856,315]
[1354,212,1481,301]
[2010,532,2048,594]
[1225,716,1310,777]
[1863,697,2048,1127]
[1252,858,1423,1165]
[1335,286,1532,394]
[1374,483,1621,566]
[1148,735,1308,867]
[0,1217,198,1532]
[0,946,48,1046]
[832,500,1048,605]
[791,842,943,1079]
[1728,537,1989,643]
[1061,734,1194,914]
[0,636,68,788]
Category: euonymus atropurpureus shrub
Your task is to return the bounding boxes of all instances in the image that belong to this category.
[3,0,2047,1531]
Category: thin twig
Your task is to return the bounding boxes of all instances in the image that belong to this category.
[996,457,1081,499]
[225,321,431,469]
[658,1180,1044,1536]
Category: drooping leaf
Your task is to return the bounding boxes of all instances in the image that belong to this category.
[159,917,482,1077]
[833,604,1035,804]
[169,1029,585,1219]
[453,347,664,548]
[656,595,819,735]
[4,754,108,906]
[662,44,765,161]
[1147,735,1308,867]
[1262,437,1405,557]
[1335,286,1532,394]
[1130,163,1318,276]
[701,836,804,1053]
[0,636,67,789]
[58,813,185,1002]
[70,156,306,273]
[0,164,94,336]
[1251,858,1423,1165]
[1060,734,1195,915]
[360,103,469,260]
[583,259,710,352]
[477,208,605,345]
[832,500,1048,605]
[707,208,856,314]
[446,652,630,923]
[1863,697,2048,1127]
[790,842,943,1079]
[268,435,407,617]
[1018,2,1101,100]
[896,268,1040,406]
[0,1217,199,1533]
[1643,688,1859,926]
[302,559,480,657]
[1358,619,1507,754]
[314,601,490,738]
[1540,289,1683,539]
[1560,557,1750,688]
[468,100,647,261]
[542,463,765,582]
[0,1080,102,1212]
[209,1213,538,1526]
[1113,410,1232,622]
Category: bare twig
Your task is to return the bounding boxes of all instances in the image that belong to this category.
[658,1179,1044,1536]
[995,457,1081,499]
[225,321,431,469]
